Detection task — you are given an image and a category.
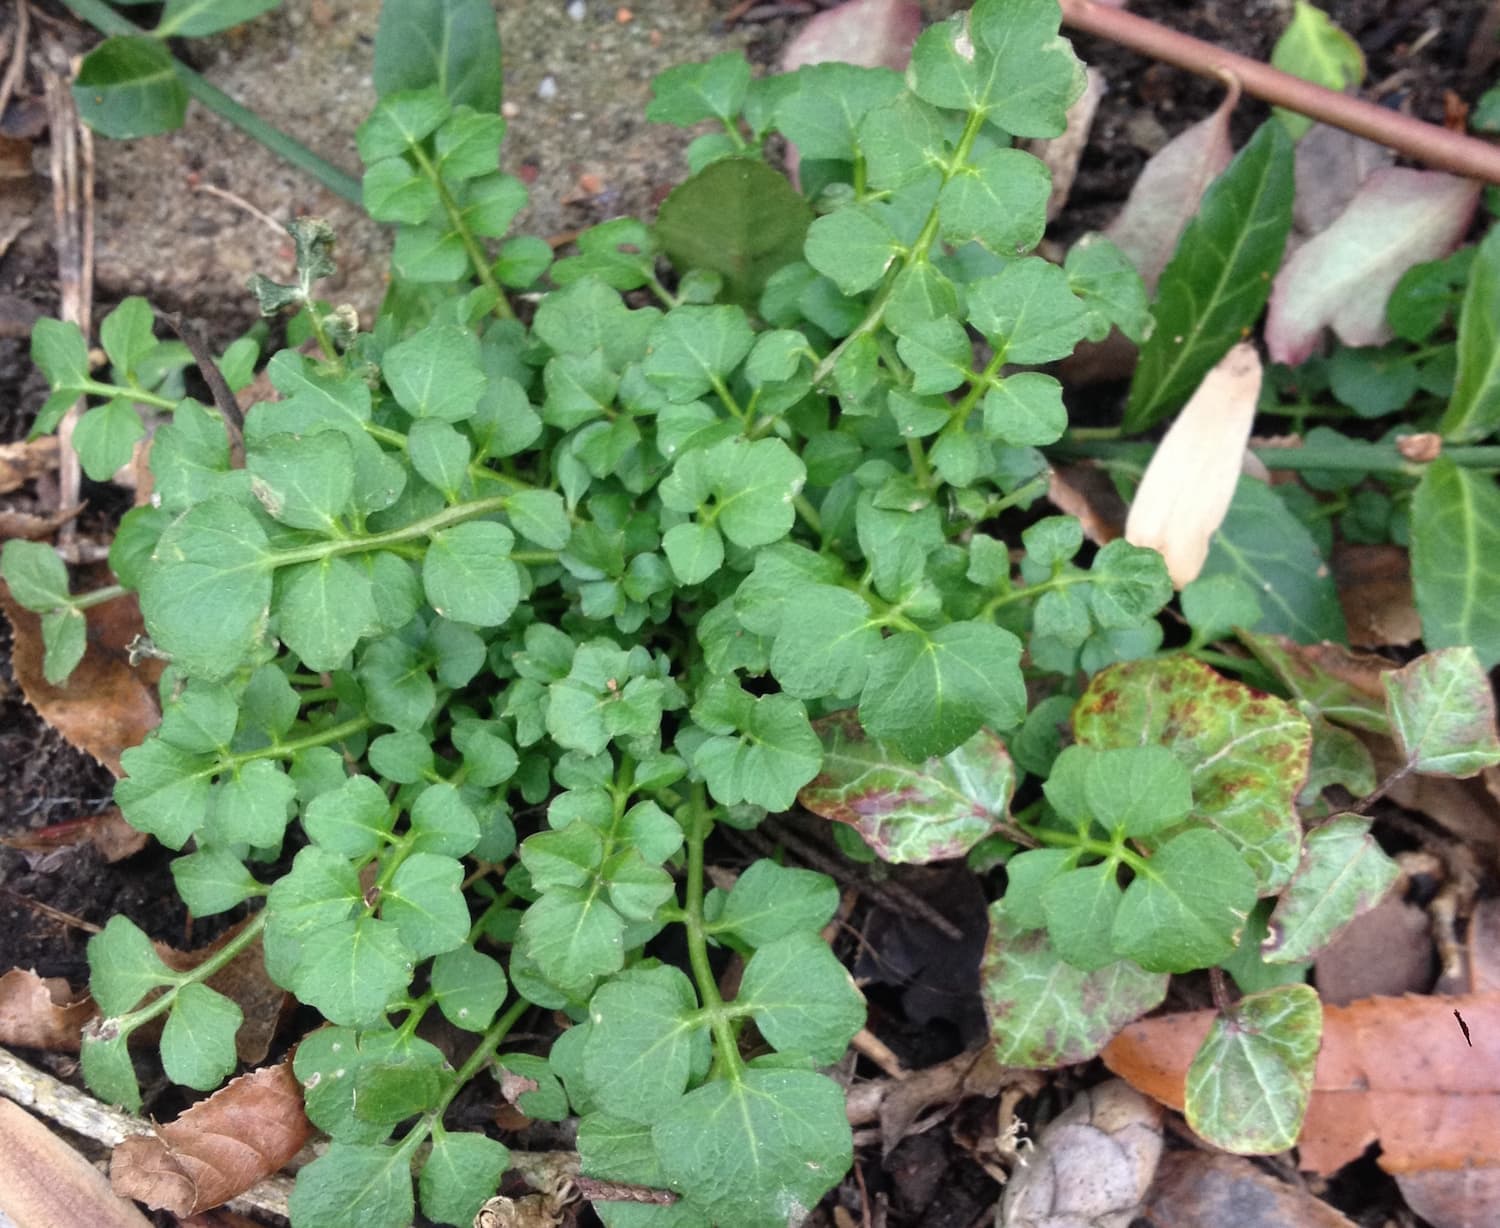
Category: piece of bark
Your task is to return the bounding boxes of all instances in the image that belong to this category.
[0,1097,153,1228]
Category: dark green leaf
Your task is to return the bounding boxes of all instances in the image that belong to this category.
[1411,458,1500,668]
[423,520,519,626]
[1125,123,1295,430]
[1437,227,1500,441]
[73,37,188,140]
[89,915,178,1016]
[288,1141,416,1228]
[155,0,281,37]
[420,1132,509,1227]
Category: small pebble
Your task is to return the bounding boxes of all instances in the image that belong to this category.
[538,75,558,101]
[567,0,586,20]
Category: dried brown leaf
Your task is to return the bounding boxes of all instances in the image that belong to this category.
[1104,85,1236,292]
[0,588,161,776]
[0,437,60,494]
[1047,462,1126,545]
[1313,892,1434,1006]
[1144,1151,1357,1227]
[110,1061,311,1216]
[1,807,149,864]
[779,0,922,73]
[1396,1166,1500,1228]
[1000,1080,1162,1228]
[1331,543,1422,649]
[0,967,97,1051]
[0,504,80,540]
[1102,992,1500,1176]
[0,1097,153,1228]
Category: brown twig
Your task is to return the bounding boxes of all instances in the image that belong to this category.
[1058,0,1500,185]
[0,0,29,125]
[163,312,246,466]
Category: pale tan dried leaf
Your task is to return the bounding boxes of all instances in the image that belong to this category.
[1,808,149,865]
[1000,1080,1161,1228]
[0,504,81,541]
[0,968,97,1051]
[0,589,161,776]
[1397,432,1443,462]
[1103,85,1236,291]
[779,0,922,72]
[1144,1151,1357,1227]
[0,437,59,495]
[0,1097,153,1228]
[1125,342,1261,588]
[110,1061,311,1216]
[1313,892,1434,1006]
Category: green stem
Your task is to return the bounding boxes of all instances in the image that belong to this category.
[270,495,511,568]
[72,583,128,611]
[83,379,176,411]
[793,492,823,538]
[60,0,362,204]
[233,715,372,766]
[683,788,744,1082]
[407,144,514,319]
[114,911,268,1030]
[431,997,530,1118]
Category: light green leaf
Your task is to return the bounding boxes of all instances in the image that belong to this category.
[800,714,1015,864]
[1,540,71,611]
[382,852,470,958]
[278,556,378,670]
[423,520,519,626]
[1437,227,1500,441]
[646,51,750,125]
[773,61,904,162]
[1113,828,1258,972]
[1185,983,1322,1153]
[304,775,393,858]
[115,737,215,850]
[385,324,487,422]
[1040,863,1124,972]
[642,306,754,404]
[982,902,1167,1067]
[409,782,481,857]
[1065,233,1153,344]
[430,947,508,1033]
[358,637,437,732]
[1381,646,1500,776]
[171,848,263,917]
[583,965,703,1121]
[691,683,822,812]
[804,206,902,296]
[288,1141,416,1228]
[518,886,625,1000]
[88,915,178,1016]
[291,916,415,1028]
[859,621,1025,762]
[99,297,157,377]
[1125,122,1294,430]
[967,258,1090,365]
[768,586,880,701]
[1042,745,1193,838]
[662,521,724,585]
[1411,458,1500,668]
[710,860,839,948]
[938,148,1050,256]
[420,1132,509,1228]
[206,758,296,848]
[160,983,242,1090]
[735,932,865,1062]
[363,157,440,224]
[81,1030,141,1113]
[373,0,501,111]
[981,373,1066,446]
[1270,3,1365,139]
[654,1069,851,1228]
[73,398,145,482]
[155,0,281,38]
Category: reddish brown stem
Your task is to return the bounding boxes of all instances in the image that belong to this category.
[1059,0,1500,186]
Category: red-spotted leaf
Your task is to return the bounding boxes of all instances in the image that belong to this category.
[982,902,1168,1068]
[1071,657,1312,891]
[799,712,1015,863]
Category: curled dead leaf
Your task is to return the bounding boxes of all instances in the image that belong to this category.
[110,1060,311,1216]
[1144,1151,1357,1228]
[1000,1079,1162,1228]
[0,588,160,777]
[0,437,59,494]
[1125,342,1262,588]
[1331,543,1422,649]
[2,808,149,865]
[0,968,97,1051]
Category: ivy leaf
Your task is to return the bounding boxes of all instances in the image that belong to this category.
[1381,647,1500,776]
[1262,815,1399,964]
[160,983,242,1090]
[653,1069,851,1228]
[420,1132,510,1227]
[1185,983,1322,1153]
[1073,657,1312,891]
[1411,458,1500,669]
[1125,122,1295,430]
[710,860,839,948]
[423,520,519,626]
[1201,477,1347,644]
[691,681,822,811]
[982,903,1167,1067]
[583,965,704,1122]
[734,932,865,1063]
[88,915,178,1016]
[800,714,1015,864]
[859,621,1025,761]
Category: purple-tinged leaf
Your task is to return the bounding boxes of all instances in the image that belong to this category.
[781,0,924,74]
[798,712,1014,864]
[1266,169,1480,365]
[1103,89,1234,293]
[1382,646,1500,777]
[1291,123,1391,237]
[1263,814,1399,963]
[982,903,1167,1068]
[1237,632,1391,734]
[1071,657,1312,891]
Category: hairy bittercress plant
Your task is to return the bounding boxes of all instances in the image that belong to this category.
[16,0,1491,1222]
